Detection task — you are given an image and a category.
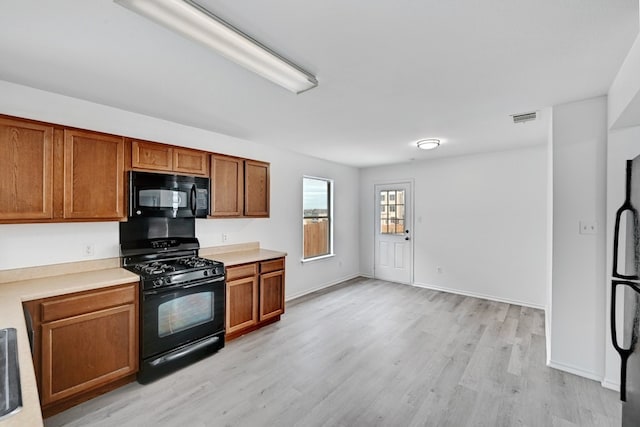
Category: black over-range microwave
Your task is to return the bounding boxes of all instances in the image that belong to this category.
[129,171,210,218]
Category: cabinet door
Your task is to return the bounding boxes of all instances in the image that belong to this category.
[226,276,258,334]
[173,147,209,176]
[259,270,285,321]
[244,160,270,217]
[63,130,125,219]
[0,117,54,220]
[40,303,137,405]
[211,154,243,217]
[131,140,172,172]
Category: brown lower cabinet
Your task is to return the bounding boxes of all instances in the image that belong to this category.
[226,257,285,341]
[23,282,139,417]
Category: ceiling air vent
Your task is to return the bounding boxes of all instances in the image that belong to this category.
[511,111,537,124]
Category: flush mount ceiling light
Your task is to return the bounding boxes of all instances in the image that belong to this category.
[416,139,440,150]
[114,0,318,94]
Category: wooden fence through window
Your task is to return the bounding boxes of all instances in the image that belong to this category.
[304,219,329,258]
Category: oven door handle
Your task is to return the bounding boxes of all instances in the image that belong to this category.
[148,335,221,367]
[183,276,225,288]
[144,275,225,295]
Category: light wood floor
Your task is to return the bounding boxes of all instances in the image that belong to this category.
[46,277,621,427]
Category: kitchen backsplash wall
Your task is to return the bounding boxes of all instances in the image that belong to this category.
[0,221,120,269]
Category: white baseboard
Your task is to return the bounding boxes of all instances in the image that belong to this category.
[412,281,545,310]
[601,378,620,392]
[285,273,362,301]
[547,359,602,382]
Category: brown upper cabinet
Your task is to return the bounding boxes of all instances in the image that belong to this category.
[63,129,125,220]
[0,115,126,223]
[244,160,270,217]
[210,155,270,218]
[1,114,270,223]
[131,139,209,177]
[210,154,244,217]
[0,116,54,221]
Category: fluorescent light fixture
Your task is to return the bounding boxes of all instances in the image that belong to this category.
[416,139,440,150]
[114,0,318,94]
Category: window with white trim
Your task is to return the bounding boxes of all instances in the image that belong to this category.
[303,177,333,260]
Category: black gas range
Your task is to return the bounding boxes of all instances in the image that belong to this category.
[121,238,224,290]
[120,219,225,384]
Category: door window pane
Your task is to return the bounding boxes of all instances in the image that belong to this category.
[380,189,405,234]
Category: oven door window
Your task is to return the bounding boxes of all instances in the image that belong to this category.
[139,189,188,209]
[158,292,213,338]
[142,282,225,358]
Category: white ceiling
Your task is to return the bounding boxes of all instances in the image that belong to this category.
[0,0,637,167]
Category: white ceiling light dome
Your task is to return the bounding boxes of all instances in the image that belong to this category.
[416,139,440,150]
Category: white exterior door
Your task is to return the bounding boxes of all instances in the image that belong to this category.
[374,182,413,284]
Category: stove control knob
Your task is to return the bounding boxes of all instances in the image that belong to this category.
[203,270,209,277]
[153,278,165,288]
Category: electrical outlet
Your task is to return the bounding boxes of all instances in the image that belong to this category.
[83,244,95,257]
[579,221,597,235]
[222,233,228,242]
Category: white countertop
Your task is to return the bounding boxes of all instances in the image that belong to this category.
[201,247,287,267]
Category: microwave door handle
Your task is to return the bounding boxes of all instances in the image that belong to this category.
[190,184,197,216]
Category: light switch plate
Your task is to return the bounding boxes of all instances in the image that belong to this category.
[579,221,597,235]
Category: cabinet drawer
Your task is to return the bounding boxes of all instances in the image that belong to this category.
[226,263,258,281]
[260,258,284,274]
[41,284,137,323]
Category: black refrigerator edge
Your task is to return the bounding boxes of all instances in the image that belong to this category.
[611,154,640,425]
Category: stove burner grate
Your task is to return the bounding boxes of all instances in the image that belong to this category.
[178,257,213,268]
[134,262,176,275]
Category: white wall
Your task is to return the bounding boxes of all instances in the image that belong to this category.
[549,96,607,381]
[359,145,547,308]
[608,1,640,130]
[0,80,360,299]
